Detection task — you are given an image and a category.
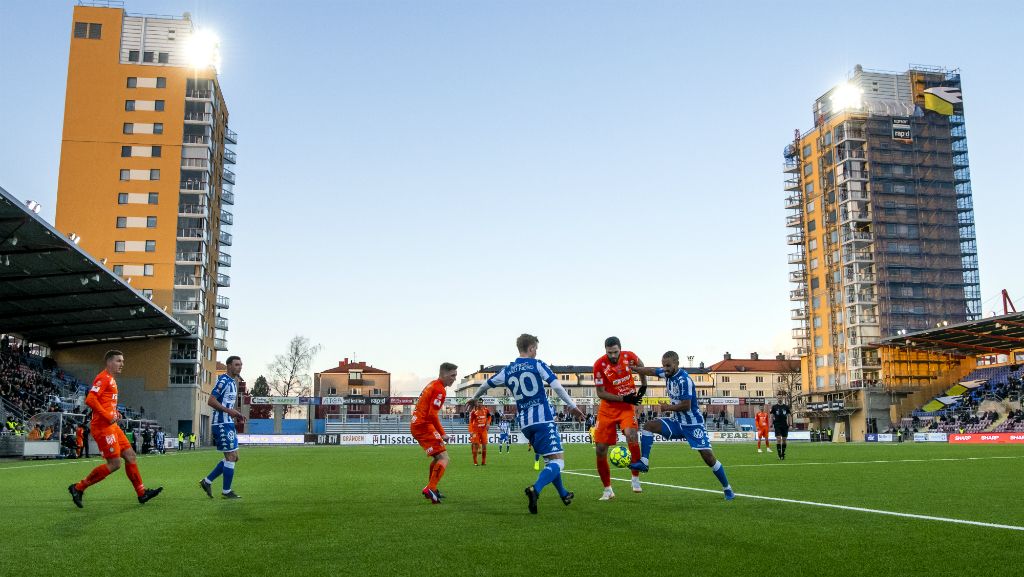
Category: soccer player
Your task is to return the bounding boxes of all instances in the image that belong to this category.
[755,407,772,453]
[68,350,162,508]
[630,352,735,500]
[200,355,245,499]
[75,424,84,458]
[771,392,793,460]
[593,336,647,499]
[411,363,458,504]
[469,403,492,465]
[468,334,585,514]
[497,416,512,453]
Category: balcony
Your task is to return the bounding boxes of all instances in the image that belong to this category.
[178,203,208,217]
[792,328,810,340]
[786,213,803,228]
[175,251,203,264]
[843,250,874,264]
[186,88,212,100]
[840,231,872,245]
[215,316,229,331]
[787,251,805,264]
[222,169,236,184]
[840,209,872,224]
[220,210,233,226]
[214,338,228,351]
[170,349,199,362]
[217,251,231,267]
[177,319,200,335]
[849,315,879,326]
[783,161,800,173]
[174,275,203,289]
[224,128,238,144]
[838,189,869,203]
[785,194,802,209]
[221,191,234,205]
[846,292,877,305]
[173,300,202,313]
[185,112,213,124]
[183,135,210,145]
[218,230,233,246]
[217,273,230,287]
[180,179,209,193]
[790,288,807,301]
[182,157,210,170]
[784,177,801,191]
[177,228,207,241]
[223,149,236,165]
[787,232,804,245]
[789,269,807,283]
[791,307,809,320]
[170,375,198,385]
[216,295,230,309]
[845,273,876,284]
[793,346,809,356]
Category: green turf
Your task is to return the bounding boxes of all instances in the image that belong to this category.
[2,442,1022,577]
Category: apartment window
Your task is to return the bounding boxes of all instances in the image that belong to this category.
[810,258,819,270]
[807,219,816,232]
[116,217,126,228]
[804,164,813,176]
[739,384,747,391]
[123,123,133,134]
[149,169,160,180]
[114,241,125,252]
[153,123,163,134]
[812,296,820,309]
[815,356,825,367]
[148,192,159,204]
[815,336,823,347]
[127,77,138,88]
[755,376,764,383]
[809,238,817,251]
[155,100,165,111]
[373,388,382,396]
[145,240,156,252]
[144,264,154,276]
[143,51,154,63]
[351,389,361,396]
[721,376,730,383]
[142,289,153,299]
[125,100,136,111]
[811,277,820,289]
[816,376,824,389]
[756,390,764,397]
[813,316,822,328]
[113,265,124,275]
[74,22,101,39]
[118,193,128,204]
[128,50,140,62]
[119,169,130,181]
[151,146,161,157]
[156,77,166,88]
[121,146,131,157]
[807,200,815,213]
[146,216,157,228]
[803,145,811,158]
[158,52,169,64]
[721,390,730,397]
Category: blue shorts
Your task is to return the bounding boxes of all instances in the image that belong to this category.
[499,432,510,442]
[213,423,238,452]
[657,418,711,451]
[522,422,563,457]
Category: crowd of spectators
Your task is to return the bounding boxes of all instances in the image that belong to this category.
[1,338,87,436]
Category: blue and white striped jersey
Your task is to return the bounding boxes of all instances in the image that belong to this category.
[211,373,237,426]
[498,420,511,434]
[487,358,558,429]
[657,367,704,426]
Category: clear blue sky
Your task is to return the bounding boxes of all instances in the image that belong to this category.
[1,1,1020,394]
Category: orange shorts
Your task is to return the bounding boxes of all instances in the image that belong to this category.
[470,431,487,444]
[757,428,770,439]
[92,425,131,458]
[410,424,445,456]
[593,408,638,446]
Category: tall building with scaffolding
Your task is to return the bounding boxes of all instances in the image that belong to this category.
[785,65,980,394]
[53,3,237,440]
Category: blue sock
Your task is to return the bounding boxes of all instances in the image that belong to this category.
[551,471,568,497]
[534,452,540,462]
[205,459,225,483]
[640,430,655,462]
[711,461,730,489]
[222,461,235,493]
[533,461,559,495]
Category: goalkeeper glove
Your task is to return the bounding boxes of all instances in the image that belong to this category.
[637,384,648,399]
[622,393,641,405]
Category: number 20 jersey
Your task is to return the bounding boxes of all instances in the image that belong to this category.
[486,357,558,428]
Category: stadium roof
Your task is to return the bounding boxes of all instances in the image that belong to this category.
[0,185,191,347]
[874,312,1024,357]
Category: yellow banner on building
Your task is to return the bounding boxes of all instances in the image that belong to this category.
[640,397,670,406]
[923,86,961,115]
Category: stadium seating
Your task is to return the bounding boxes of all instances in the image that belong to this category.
[0,342,89,435]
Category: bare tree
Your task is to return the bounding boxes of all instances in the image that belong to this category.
[267,336,321,415]
[776,359,803,408]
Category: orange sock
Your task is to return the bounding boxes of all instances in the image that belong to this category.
[481,446,487,465]
[597,457,611,487]
[472,445,478,464]
[428,461,447,490]
[125,462,145,496]
[76,463,111,491]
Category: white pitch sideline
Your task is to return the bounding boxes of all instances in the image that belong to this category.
[568,454,1024,472]
[562,470,1024,532]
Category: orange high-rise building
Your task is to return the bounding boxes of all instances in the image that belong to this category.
[55,4,237,439]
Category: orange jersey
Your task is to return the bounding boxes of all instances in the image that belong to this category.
[755,412,770,429]
[87,370,119,428]
[411,379,446,436]
[469,407,491,432]
[594,351,641,414]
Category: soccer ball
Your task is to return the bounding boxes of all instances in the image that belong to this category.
[608,445,630,468]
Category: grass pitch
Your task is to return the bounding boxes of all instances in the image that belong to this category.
[2,442,1022,577]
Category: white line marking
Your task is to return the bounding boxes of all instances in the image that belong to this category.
[0,453,176,471]
[562,471,1024,532]
[567,455,1024,472]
